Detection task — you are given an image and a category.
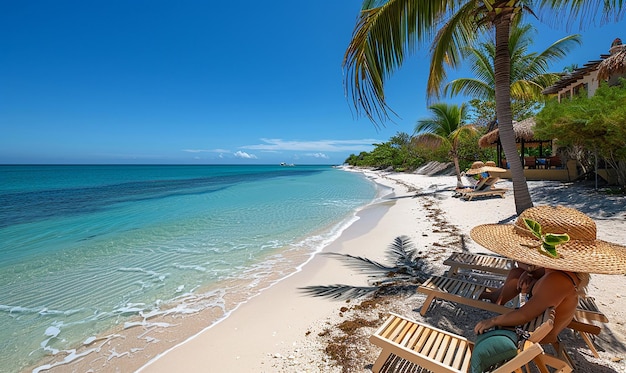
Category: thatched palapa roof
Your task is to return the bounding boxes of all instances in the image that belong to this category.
[597,44,626,81]
[478,117,537,148]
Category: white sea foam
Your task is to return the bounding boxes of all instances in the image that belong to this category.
[32,348,98,373]
[172,263,207,272]
[31,334,124,373]
[0,305,81,316]
[123,321,173,329]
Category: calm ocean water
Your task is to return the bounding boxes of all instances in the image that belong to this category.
[0,165,383,373]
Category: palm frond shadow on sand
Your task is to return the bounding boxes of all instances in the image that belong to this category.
[300,236,434,300]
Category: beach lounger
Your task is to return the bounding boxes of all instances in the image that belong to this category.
[454,176,508,201]
[418,275,512,316]
[417,275,605,357]
[455,176,497,193]
[443,252,609,323]
[568,296,607,358]
[458,187,507,201]
[370,307,571,373]
[444,252,514,277]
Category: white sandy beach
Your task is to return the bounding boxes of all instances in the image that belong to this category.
[134,168,626,373]
[35,168,626,372]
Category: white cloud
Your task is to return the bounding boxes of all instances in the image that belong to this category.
[234,151,258,159]
[306,152,330,159]
[241,138,379,152]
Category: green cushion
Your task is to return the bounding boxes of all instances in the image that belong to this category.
[471,329,518,373]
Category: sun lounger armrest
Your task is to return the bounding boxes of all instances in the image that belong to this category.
[567,319,601,335]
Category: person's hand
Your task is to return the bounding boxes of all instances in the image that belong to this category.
[474,317,496,335]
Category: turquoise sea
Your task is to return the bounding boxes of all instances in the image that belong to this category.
[0,165,383,373]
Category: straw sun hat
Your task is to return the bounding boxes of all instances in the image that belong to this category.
[465,161,506,175]
[470,205,626,274]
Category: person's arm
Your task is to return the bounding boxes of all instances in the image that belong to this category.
[474,272,570,334]
[494,267,525,305]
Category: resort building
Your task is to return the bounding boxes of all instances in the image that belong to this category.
[482,38,625,184]
[539,37,626,185]
[542,37,626,101]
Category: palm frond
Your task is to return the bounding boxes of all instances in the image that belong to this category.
[343,0,455,125]
[323,252,397,274]
[299,285,380,300]
[531,34,581,68]
[510,80,546,100]
[450,124,479,148]
[372,274,421,284]
[386,235,416,261]
[535,0,625,30]
[412,133,448,149]
[443,21,580,104]
[301,235,433,300]
[469,47,496,84]
[427,0,485,99]
[415,102,469,138]
[444,78,494,99]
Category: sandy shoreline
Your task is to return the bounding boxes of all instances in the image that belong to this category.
[138,168,626,373]
[32,168,626,372]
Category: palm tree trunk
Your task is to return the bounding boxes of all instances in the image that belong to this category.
[453,155,463,187]
[493,12,533,214]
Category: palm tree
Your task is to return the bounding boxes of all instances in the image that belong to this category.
[414,103,476,187]
[444,23,581,105]
[343,0,624,214]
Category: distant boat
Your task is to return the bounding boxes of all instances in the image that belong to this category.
[280,162,295,166]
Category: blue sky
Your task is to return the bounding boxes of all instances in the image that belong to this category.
[1,2,624,165]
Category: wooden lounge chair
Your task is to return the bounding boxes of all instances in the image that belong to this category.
[443,252,609,322]
[444,252,514,277]
[417,275,605,358]
[456,176,498,192]
[456,177,507,201]
[370,307,571,373]
[418,275,512,316]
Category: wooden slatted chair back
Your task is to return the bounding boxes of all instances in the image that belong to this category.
[444,252,514,276]
[369,308,569,373]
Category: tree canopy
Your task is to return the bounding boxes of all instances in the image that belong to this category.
[536,80,626,187]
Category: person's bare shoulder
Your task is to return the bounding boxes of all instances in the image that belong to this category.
[533,271,574,301]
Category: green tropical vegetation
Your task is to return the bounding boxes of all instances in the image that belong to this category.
[469,98,538,128]
[344,128,494,175]
[345,77,626,192]
[344,132,425,171]
[445,23,581,127]
[414,103,477,187]
[445,24,580,105]
[342,24,580,178]
[343,0,624,214]
[535,80,626,190]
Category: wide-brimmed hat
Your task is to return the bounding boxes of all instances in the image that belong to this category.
[470,205,626,274]
[465,161,506,175]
